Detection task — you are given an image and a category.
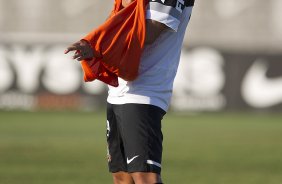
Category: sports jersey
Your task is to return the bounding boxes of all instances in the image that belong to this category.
[107,0,194,111]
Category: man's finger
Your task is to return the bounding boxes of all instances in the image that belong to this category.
[77,57,84,61]
[75,52,93,61]
[65,47,76,54]
[77,55,88,61]
[64,49,71,54]
[73,52,83,60]
[64,42,83,54]
[65,46,79,54]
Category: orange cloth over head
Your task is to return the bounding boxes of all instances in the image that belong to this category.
[81,0,148,87]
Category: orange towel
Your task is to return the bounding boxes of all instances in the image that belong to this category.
[81,0,148,87]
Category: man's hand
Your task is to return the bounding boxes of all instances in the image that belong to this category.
[64,40,94,61]
[122,0,134,8]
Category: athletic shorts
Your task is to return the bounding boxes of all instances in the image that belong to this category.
[106,103,166,174]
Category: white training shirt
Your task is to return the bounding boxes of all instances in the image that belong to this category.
[107,0,194,112]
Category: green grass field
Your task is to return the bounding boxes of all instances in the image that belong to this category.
[0,111,282,184]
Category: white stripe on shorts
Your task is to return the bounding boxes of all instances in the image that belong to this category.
[146,160,162,168]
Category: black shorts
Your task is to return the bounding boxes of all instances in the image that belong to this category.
[106,103,166,174]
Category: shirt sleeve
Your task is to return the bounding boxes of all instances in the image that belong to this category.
[146,0,187,32]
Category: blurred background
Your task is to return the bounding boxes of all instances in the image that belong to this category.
[0,0,282,184]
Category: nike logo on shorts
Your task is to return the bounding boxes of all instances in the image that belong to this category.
[127,155,139,164]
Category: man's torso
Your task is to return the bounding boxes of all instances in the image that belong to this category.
[107,0,194,111]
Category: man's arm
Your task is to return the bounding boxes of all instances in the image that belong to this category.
[121,0,168,45]
[65,0,169,60]
[145,19,168,45]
